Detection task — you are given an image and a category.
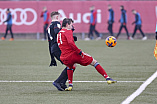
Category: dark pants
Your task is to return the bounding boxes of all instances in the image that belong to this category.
[108,23,114,36]
[44,24,48,40]
[4,24,14,38]
[116,24,129,38]
[88,24,100,38]
[48,42,68,85]
[132,25,145,38]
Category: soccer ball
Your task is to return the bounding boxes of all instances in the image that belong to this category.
[105,36,117,47]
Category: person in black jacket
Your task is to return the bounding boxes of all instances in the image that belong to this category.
[1,8,14,41]
[116,5,130,40]
[107,4,114,36]
[130,9,147,40]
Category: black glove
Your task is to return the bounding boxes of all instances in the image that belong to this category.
[108,20,113,24]
[132,22,135,25]
[49,59,57,66]
[73,36,77,42]
[72,25,75,32]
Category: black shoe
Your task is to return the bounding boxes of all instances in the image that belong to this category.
[53,82,64,91]
[60,83,67,90]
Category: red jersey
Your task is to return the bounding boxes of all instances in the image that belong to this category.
[57,28,81,59]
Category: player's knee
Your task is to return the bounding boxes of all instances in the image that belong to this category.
[72,64,77,69]
[90,59,97,66]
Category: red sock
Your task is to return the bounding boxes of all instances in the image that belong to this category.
[95,64,108,79]
[67,69,73,85]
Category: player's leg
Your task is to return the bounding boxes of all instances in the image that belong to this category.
[3,25,9,39]
[110,23,114,36]
[93,25,100,38]
[131,25,138,40]
[78,52,116,84]
[60,65,76,90]
[88,24,93,38]
[108,24,114,36]
[53,51,75,90]
[138,25,145,37]
[116,24,123,39]
[65,68,74,91]
[65,65,76,91]
[90,25,94,39]
[44,24,48,40]
[48,43,57,66]
[138,25,147,40]
[90,59,117,84]
[124,25,130,39]
[9,25,14,41]
[53,67,68,91]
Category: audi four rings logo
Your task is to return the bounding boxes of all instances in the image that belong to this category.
[0,8,37,25]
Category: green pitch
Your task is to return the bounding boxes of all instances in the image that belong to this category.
[0,40,157,104]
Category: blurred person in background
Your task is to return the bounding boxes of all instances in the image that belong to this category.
[85,6,101,41]
[107,4,114,36]
[116,5,130,40]
[130,9,147,40]
[41,7,50,40]
[1,8,14,41]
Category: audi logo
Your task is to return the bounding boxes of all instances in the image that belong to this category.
[0,8,37,25]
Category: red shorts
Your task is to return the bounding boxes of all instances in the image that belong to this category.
[61,52,93,69]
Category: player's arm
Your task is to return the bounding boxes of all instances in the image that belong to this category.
[40,11,44,17]
[71,25,77,42]
[54,23,61,35]
[92,11,97,25]
[111,10,114,23]
[45,12,49,23]
[66,31,81,54]
[73,36,77,42]
[132,14,138,25]
[3,14,11,23]
[122,11,126,24]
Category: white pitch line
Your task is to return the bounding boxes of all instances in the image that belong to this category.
[0,80,144,83]
[121,70,157,104]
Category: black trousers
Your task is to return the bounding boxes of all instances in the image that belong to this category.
[117,24,129,38]
[4,24,14,38]
[48,42,67,84]
[132,25,145,38]
[88,24,100,38]
[44,24,48,39]
[108,23,114,36]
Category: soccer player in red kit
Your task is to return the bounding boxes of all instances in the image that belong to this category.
[57,18,117,91]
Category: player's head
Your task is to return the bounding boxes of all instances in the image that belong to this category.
[108,4,112,9]
[120,5,124,10]
[62,18,74,30]
[51,11,60,21]
[132,9,137,14]
[43,7,47,12]
[90,5,95,11]
[6,8,10,13]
